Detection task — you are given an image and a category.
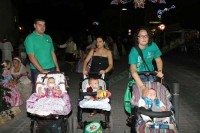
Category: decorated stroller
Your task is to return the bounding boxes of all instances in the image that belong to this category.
[124,72,179,133]
[26,72,72,133]
[73,72,113,133]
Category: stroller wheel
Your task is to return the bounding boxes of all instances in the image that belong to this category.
[31,120,39,133]
[103,116,114,133]
[72,116,78,133]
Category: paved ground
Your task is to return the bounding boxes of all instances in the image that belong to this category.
[1,51,200,133]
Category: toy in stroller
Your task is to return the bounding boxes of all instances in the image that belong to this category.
[73,72,113,133]
[124,72,180,133]
[26,72,72,133]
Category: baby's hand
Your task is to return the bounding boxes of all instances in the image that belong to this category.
[160,106,166,111]
[38,87,45,96]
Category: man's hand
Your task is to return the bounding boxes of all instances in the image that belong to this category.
[40,70,49,74]
[56,67,60,72]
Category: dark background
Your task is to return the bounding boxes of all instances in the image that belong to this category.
[11,0,200,38]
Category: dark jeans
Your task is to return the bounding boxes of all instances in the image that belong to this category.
[31,67,56,92]
[139,75,156,82]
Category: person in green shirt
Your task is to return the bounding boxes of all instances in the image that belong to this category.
[24,18,60,89]
[129,26,164,95]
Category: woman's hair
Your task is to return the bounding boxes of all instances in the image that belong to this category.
[133,26,153,46]
[96,34,106,42]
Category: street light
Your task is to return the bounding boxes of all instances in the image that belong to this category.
[120,8,127,35]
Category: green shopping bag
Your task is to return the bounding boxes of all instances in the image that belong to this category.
[124,80,135,114]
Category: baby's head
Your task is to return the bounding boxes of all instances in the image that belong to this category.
[47,77,56,88]
[1,60,11,70]
[12,57,21,68]
[88,77,99,89]
[145,88,157,100]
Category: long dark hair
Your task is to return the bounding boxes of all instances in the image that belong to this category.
[133,26,153,46]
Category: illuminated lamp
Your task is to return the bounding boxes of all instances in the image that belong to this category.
[158,24,165,31]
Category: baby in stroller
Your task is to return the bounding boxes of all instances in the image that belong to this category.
[138,88,170,125]
[126,80,178,133]
[74,75,113,132]
[26,73,71,116]
[79,76,111,112]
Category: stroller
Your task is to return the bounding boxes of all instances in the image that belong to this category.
[72,72,113,133]
[26,72,72,133]
[124,72,179,133]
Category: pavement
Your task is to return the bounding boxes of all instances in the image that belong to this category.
[0,51,200,133]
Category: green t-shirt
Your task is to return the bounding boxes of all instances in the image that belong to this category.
[129,42,162,72]
[24,31,55,69]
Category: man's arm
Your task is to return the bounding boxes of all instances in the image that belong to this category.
[58,43,67,48]
[52,52,60,72]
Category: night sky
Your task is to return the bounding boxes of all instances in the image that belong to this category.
[12,0,200,34]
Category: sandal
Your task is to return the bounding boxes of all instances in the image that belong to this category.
[89,110,96,117]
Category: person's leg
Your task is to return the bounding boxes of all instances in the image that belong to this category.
[31,69,40,93]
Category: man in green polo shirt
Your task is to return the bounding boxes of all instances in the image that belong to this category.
[24,18,60,89]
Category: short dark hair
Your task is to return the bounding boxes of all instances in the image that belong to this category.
[34,18,46,24]
[133,26,153,46]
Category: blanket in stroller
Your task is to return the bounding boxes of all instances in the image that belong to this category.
[26,73,71,116]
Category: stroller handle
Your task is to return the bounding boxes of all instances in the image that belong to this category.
[83,71,105,79]
[137,71,157,76]
[138,107,173,118]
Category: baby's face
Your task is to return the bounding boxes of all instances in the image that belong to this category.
[6,63,11,69]
[13,60,20,68]
[146,89,156,100]
[47,79,55,88]
[90,79,99,88]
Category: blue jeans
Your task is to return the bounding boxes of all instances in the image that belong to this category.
[139,75,156,82]
[31,67,56,92]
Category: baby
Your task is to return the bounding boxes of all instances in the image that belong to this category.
[87,77,100,91]
[86,77,111,100]
[38,77,62,98]
[138,88,169,124]
[86,77,111,116]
